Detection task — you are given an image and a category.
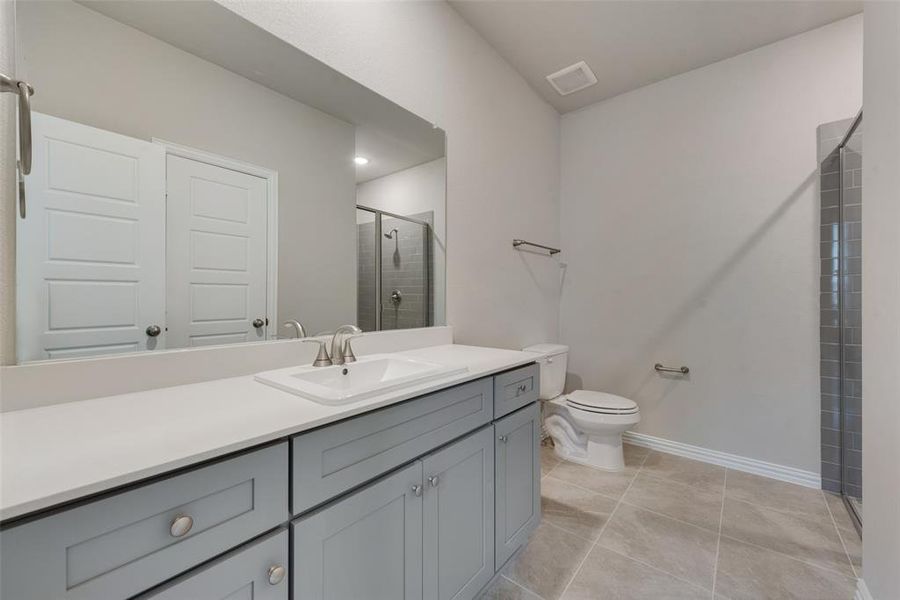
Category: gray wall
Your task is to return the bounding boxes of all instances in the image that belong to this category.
[817,118,862,497]
[559,15,862,474]
[861,2,900,596]
[16,0,358,337]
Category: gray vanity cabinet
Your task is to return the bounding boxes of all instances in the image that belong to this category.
[423,426,495,600]
[137,529,289,599]
[291,378,493,515]
[494,402,541,568]
[291,461,425,600]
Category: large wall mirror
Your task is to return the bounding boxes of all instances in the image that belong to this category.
[14,0,446,363]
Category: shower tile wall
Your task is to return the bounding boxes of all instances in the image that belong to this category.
[818,118,862,497]
[357,211,433,332]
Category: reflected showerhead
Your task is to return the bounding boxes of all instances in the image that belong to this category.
[384,228,398,239]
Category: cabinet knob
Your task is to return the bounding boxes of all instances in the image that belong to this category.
[252,318,265,329]
[267,564,286,585]
[428,475,439,487]
[169,514,193,537]
[498,435,508,443]
[516,384,528,395]
[412,484,423,497]
[145,324,161,337]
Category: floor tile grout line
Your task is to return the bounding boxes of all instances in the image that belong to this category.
[710,469,728,599]
[821,489,859,578]
[718,533,858,580]
[541,516,601,544]
[615,499,722,535]
[555,462,643,599]
[500,574,548,600]
[542,474,628,505]
[596,542,715,595]
[723,494,837,526]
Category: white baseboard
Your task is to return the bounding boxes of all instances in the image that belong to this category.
[854,578,872,600]
[622,431,822,489]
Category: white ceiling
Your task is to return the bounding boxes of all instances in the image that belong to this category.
[81,0,445,182]
[450,0,862,113]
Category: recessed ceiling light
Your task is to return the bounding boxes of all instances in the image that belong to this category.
[354,156,369,165]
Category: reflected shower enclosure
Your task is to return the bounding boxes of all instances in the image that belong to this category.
[818,112,862,532]
[356,206,433,331]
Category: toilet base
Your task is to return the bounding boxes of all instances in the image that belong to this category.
[551,432,626,472]
[543,398,639,472]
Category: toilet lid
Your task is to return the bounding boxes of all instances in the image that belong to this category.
[565,390,639,415]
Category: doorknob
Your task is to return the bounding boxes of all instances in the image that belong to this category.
[145,325,161,337]
[252,318,265,329]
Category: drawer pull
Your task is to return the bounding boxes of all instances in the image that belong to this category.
[169,515,194,538]
[428,475,439,488]
[516,383,528,396]
[267,564,286,585]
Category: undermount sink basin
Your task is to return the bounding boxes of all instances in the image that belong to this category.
[254,353,467,405]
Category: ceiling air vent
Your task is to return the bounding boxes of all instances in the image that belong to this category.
[546,61,598,96]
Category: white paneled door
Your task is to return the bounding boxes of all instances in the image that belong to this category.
[165,155,269,348]
[17,113,166,362]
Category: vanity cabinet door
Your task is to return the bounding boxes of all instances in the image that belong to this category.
[494,402,541,569]
[137,529,288,599]
[422,427,494,600]
[292,461,424,600]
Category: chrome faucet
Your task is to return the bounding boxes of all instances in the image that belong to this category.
[282,319,307,339]
[331,324,362,365]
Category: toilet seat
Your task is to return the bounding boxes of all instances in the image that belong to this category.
[565,390,639,415]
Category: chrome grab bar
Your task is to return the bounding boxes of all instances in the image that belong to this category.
[512,239,561,255]
[2,72,35,218]
[654,363,690,375]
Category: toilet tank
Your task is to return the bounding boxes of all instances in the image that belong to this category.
[522,344,569,400]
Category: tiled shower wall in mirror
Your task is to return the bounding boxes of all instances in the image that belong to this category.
[357,211,433,332]
[817,118,862,497]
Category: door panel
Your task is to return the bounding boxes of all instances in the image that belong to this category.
[292,461,424,600]
[17,112,166,361]
[166,155,268,348]
[494,403,541,568]
[423,427,494,600]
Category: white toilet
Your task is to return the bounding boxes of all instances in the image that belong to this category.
[523,344,640,472]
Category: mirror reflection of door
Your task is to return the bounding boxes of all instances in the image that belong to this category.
[16,113,275,361]
[16,113,166,362]
[165,154,271,348]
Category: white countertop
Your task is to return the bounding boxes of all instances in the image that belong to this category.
[0,344,536,522]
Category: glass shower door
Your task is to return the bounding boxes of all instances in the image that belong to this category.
[356,206,432,332]
[839,120,863,523]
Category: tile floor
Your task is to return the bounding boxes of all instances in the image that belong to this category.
[480,443,861,600]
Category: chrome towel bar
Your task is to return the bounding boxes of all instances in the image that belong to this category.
[512,239,561,255]
[2,72,35,218]
[654,363,690,375]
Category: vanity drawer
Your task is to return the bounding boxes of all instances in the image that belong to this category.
[137,529,288,599]
[0,443,289,600]
[291,377,493,514]
[493,363,540,418]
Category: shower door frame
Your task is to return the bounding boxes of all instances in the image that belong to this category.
[836,110,863,535]
[356,204,432,331]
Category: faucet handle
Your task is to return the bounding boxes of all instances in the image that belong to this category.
[343,336,360,363]
[302,339,332,367]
